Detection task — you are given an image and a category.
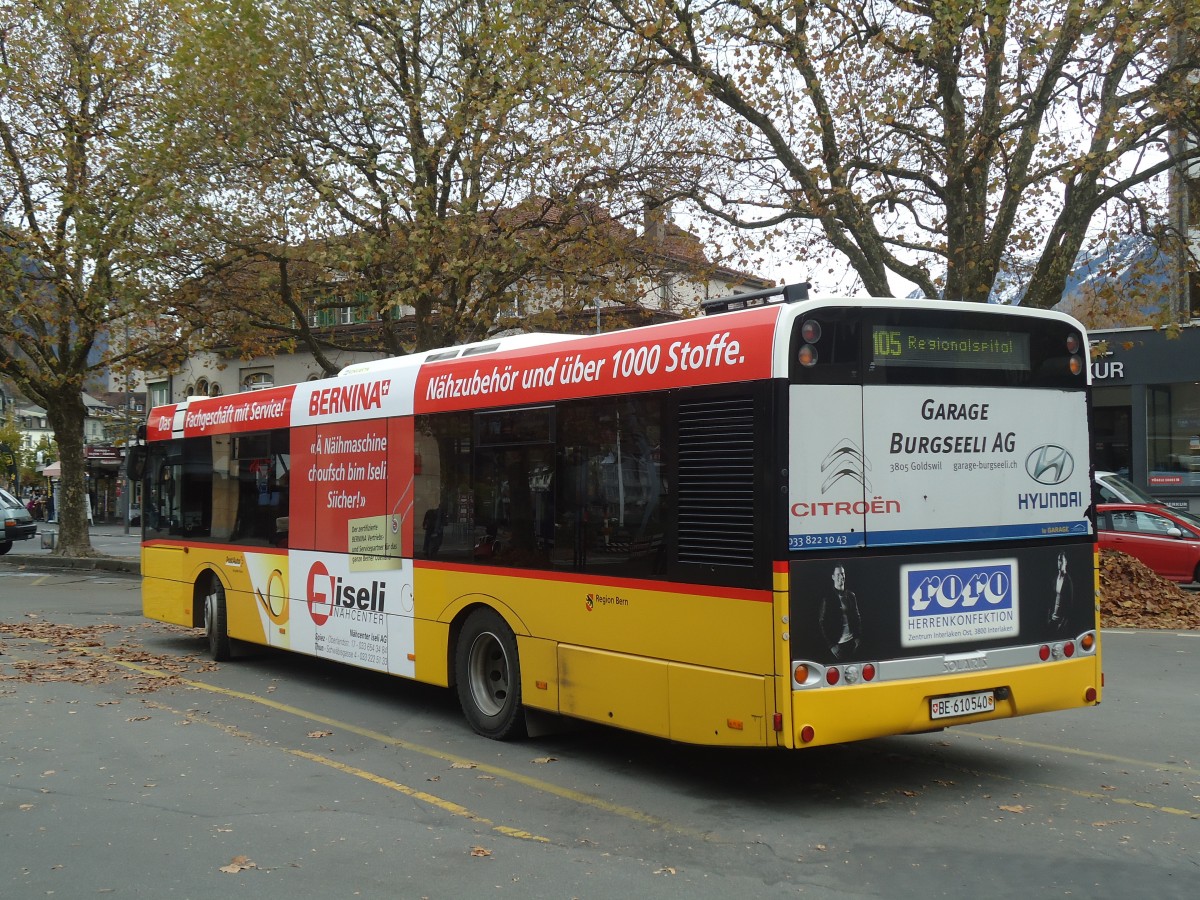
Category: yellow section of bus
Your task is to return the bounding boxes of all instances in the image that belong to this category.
[788,656,1101,749]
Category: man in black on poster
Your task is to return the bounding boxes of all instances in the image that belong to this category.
[1048,551,1072,629]
[819,564,862,660]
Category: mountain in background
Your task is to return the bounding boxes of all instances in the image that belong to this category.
[908,234,1175,325]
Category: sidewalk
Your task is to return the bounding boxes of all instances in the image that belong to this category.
[2,521,140,574]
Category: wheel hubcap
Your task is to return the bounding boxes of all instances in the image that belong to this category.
[467,631,509,717]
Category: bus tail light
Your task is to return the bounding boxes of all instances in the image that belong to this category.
[1038,645,1050,661]
[825,667,840,685]
[1063,641,1075,657]
[1080,633,1095,652]
[800,725,816,744]
[793,663,810,684]
[1085,687,1098,703]
[798,344,818,367]
[862,663,877,682]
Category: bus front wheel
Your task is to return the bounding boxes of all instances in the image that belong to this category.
[203,577,232,661]
[455,608,525,740]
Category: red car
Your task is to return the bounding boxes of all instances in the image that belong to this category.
[1097,503,1200,584]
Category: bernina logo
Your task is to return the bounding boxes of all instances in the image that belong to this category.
[1025,444,1073,485]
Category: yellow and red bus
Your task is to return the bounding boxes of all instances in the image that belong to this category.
[136,284,1100,747]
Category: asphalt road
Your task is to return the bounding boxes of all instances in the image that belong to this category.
[1,564,1197,899]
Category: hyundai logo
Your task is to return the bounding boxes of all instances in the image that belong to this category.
[1025,444,1074,485]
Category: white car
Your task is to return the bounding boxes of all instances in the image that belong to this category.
[1093,470,1163,506]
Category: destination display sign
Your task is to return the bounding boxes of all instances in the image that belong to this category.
[870,324,1030,371]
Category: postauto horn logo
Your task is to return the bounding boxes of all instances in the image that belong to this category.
[1025,444,1073,485]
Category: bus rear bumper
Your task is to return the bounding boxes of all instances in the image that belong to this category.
[788,656,1101,749]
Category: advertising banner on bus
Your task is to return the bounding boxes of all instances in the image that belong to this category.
[789,542,1092,664]
[789,385,1091,549]
[413,307,781,414]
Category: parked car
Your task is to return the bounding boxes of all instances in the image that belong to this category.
[1093,470,1164,506]
[1096,502,1200,584]
[1,487,38,555]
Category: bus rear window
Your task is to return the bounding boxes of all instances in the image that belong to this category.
[790,307,1085,389]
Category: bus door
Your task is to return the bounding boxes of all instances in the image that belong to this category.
[142,435,193,623]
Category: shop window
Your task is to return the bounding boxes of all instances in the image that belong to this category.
[1147,382,1200,487]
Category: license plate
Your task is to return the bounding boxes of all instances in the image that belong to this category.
[930,690,995,720]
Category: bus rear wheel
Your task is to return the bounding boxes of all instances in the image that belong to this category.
[455,608,525,740]
[203,577,232,661]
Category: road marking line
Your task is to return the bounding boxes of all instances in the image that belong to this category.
[131,693,552,842]
[957,730,1197,776]
[106,655,693,836]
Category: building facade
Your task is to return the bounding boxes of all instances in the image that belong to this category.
[1091,324,1200,513]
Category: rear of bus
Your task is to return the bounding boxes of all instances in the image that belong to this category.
[778,301,1098,747]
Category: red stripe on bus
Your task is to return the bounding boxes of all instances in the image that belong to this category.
[414,307,780,413]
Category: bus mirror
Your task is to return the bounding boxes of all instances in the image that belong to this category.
[126,446,146,480]
[136,423,147,442]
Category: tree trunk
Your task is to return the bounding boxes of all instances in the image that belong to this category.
[45,390,96,557]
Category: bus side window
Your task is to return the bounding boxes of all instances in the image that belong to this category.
[555,396,666,576]
[144,442,182,537]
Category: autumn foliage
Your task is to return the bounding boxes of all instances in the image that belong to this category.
[1098,550,1200,630]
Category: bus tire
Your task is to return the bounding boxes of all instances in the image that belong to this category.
[203,576,232,661]
[455,608,526,740]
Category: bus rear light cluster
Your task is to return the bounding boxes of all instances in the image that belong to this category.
[793,660,878,688]
[841,664,878,685]
[1067,333,1084,374]
[1039,640,1081,661]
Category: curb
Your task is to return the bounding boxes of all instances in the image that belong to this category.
[1,554,140,576]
